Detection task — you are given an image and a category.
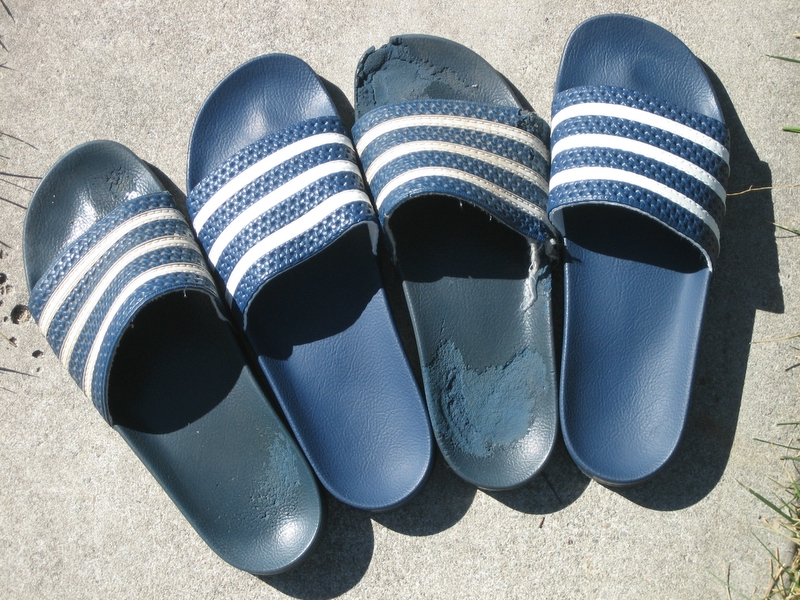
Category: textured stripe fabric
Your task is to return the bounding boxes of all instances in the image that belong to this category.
[352,100,557,248]
[548,86,730,268]
[186,115,377,323]
[28,192,218,422]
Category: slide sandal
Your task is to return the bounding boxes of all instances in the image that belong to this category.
[548,15,730,485]
[353,35,559,490]
[186,55,433,511]
[23,141,323,574]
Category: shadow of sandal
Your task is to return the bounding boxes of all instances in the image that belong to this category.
[262,496,374,599]
[371,451,477,536]
[616,62,783,509]
[486,436,590,514]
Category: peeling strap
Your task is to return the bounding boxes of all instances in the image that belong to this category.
[186,115,377,323]
[28,192,218,421]
[352,100,557,247]
[548,86,731,268]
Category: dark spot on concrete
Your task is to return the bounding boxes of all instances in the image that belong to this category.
[32,350,43,358]
[10,304,30,324]
[0,273,6,284]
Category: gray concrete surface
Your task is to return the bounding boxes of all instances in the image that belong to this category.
[0,1,798,598]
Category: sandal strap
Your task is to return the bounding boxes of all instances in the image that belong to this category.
[548,85,730,268]
[186,115,377,324]
[352,100,556,251]
[28,192,218,422]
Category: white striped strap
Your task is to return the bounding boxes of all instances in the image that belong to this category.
[186,116,377,325]
[351,100,557,249]
[28,192,218,422]
[548,85,730,268]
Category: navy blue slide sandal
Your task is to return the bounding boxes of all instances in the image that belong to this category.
[186,55,433,511]
[23,141,323,574]
[353,35,559,490]
[549,15,730,485]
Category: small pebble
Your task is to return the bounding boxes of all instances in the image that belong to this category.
[10,305,31,324]
[32,350,43,358]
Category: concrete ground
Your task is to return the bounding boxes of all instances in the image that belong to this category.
[1,0,798,598]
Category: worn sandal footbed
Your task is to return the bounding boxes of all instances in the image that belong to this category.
[353,35,559,490]
[548,14,730,485]
[186,54,433,511]
[23,140,323,574]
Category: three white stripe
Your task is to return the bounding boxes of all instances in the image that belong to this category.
[193,132,355,232]
[39,204,214,402]
[359,115,553,234]
[550,104,728,241]
[195,133,374,308]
